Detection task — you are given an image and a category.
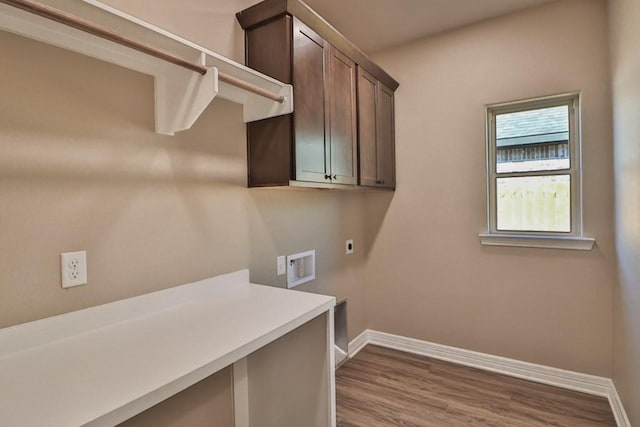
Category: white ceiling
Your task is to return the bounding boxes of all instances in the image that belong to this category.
[303,0,556,53]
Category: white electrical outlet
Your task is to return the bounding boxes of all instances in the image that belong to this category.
[345,239,354,255]
[61,251,87,288]
[276,256,286,276]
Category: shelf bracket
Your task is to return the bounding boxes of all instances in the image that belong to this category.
[155,54,219,135]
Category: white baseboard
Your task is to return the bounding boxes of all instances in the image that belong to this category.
[347,329,368,358]
[608,382,632,427]
[347,329,630,427]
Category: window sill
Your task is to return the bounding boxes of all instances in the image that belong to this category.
[478,233,595,251]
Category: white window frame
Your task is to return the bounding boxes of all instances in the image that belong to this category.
[478,92,594,250]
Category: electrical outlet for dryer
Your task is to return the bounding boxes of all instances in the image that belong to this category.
[345,239,354,255]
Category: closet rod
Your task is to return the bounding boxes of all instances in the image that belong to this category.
[0,0,286,103]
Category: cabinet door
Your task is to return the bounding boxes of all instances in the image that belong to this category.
[328,47,358,185]
[293,19,331,183]
[377,83,396,188]
[357,67,379,187]
[358,69,395,189]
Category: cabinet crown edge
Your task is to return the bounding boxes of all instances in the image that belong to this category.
[236,0,399,91]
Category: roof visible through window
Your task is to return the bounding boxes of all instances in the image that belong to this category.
[496,105,568,147]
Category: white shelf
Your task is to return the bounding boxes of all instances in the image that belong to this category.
[0,0,294,135]
[0,270,335,426]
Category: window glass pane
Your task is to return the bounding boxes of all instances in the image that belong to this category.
[496,105,570,173]
[497,175,570,232]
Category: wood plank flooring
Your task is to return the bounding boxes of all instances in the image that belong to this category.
[336,345,616,426]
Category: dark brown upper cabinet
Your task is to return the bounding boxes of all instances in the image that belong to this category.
[358,68,396,189]
[237,0,398,190]
[328,45,358,185]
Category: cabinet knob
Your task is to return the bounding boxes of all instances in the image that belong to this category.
[376,180,384,185]
[325,174,331,180]
[333,175,337,180]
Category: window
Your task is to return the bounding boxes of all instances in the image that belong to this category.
[479,93,594,250]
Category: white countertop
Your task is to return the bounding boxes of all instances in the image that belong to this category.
[0,270,335,426]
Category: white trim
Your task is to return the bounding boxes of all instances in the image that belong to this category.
[478,233,595,250]
[327,308,337,427]
[608,381,632,427]
[368,330,610,396]
[347,329,369,358]
[232,358,249,427]
[484,92,586,240]
[347,330,630,427]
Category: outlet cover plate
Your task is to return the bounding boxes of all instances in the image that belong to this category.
[345,239,354,255]
[286,250,315,288]
[276,256,286,276]
[61,251,87,288]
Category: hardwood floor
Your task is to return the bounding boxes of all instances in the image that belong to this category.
[336,345,616,426]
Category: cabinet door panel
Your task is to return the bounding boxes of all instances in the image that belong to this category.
[377,83,396,188]
[329,47,358,185]
[293,19,330,183]
[357,68,378,187]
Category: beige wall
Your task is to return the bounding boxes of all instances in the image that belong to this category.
[248,189,368,336]
[0,0,627,423]
[0,0,368,337]
[120,368,234,427]
[0,0,367,424]
[366,0,615,376]
[0,29,249,327]
[609,0,640,422]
